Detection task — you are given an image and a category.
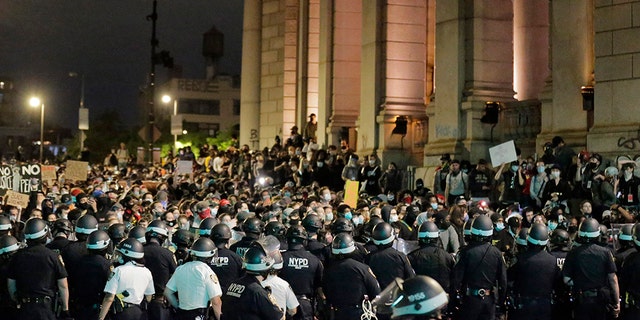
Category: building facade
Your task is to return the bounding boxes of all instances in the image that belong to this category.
[239,0,640,188]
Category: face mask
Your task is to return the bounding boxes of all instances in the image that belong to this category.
[625,172,633,179]
[317,161,324,168]
[369,160,376,166]
[353,216,363,226]
[511,165,519,172]
[463,213,469,222]
[389,214,399,223]
[551,171,560,179]
[568,225,578,233]
[439,221,451,231]
[296,150,301,155]
[388,194,395,201]
[430,203,438,210]
[325,213,333,222]
[180,223,190,231]
[548,221,558,231]
[262,195,269,201]
[284,191,291,198]
[323,194,331,202]
[537,166,545,174]
[495,222,505,231]
[291,166,298,172]
[344,212,353,220]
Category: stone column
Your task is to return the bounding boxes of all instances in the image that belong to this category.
[513,0,549,101]
[240,0,262,149]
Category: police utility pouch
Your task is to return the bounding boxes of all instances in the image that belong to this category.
[112,290,129,313]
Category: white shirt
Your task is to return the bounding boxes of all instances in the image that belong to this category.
[261,274,299,311]
[103,261,155,304]
[166,260,223,310]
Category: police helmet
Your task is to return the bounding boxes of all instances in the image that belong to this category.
[578,218,601,241]
[242,217,264,237]
[0,235,19,255]
[146,220,169,239]
[128,226,147,244]
[463,219,473,237]
[107,223,127,243]
[190,237,217,258]
[364,216,384,237]
[418,221,440,241]
[331,217,353,234]
[172,229,195,247]
[372,222,395,246]
[24,218,49,241]
[0,216,12,232]
[632,223,640,247]
[302,214,323,232]
[198,217,217,236]
[242,243,274,273]
[211,223,232,242]
[285,224,308,242]
[619,224,634,243]
[527,223,549,246]
[116,238,145,259]
[52,219,73,235]
[550,229,570,247]
[331,233,356,255]
[270,248,284,270]
[75,214,99,235]
[470,215,493,240]
[265,221,286,238]
[391,276,448,318]
[86,230,111,250]
[516,228,528,246]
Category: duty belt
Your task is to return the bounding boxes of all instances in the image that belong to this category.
[330,304,361,311]
[122,302,140,309]
[579,289,599,298]
[466,288,492,298]
[20,296,52,304]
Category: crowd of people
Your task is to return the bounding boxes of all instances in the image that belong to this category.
[0,133,639,320]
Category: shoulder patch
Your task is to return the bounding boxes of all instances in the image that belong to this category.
[210,273,219,284]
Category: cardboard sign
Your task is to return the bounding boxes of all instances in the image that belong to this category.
[41,165,57,183]
[344,180,360,208]
[0,164,42,196]
[489,140,518,167]
[66,160,89,182]
[5,190,29,208]
[176,160,193,175]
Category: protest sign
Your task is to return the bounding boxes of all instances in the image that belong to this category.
[66,160,89,182]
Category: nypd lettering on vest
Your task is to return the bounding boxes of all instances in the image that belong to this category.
[287,257,309,270]
[236,247,249,257]
[211,256,229,267]
[556,257,565,269]
[226,283,245,298]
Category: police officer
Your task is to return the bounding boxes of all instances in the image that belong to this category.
[548,228,571,319]
[563,217,620,319]
[198,217,218,238]
[619,223,640,319]
[361,216,384,254]
[0,235,20,319]
[98,238,155,320]
[261,237,299,317]
[46,218,73,254]
[280,224,324,320]
[367,222,415,292]
[62,214,98,313]
[209,223,244,293]
[408,221,455,294]
[143,219,177,320]
[172,229,194,265]
[323,217,368,264]
[508,223,560,320]
[265,220,288,251]
[7,218,70,320]
[107,223,127,259]
[387,276,449,320]
[230,217,263,257]
[453,215,507,320]
[0,215,13,237]
[221,241,285,319]
[322,233,381,320]
[128,225,147,244]
[75,230,113,319]
[301,213,325,259]
[165,237,223,320]
[615,224,636,273]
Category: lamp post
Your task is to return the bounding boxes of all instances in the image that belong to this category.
[29,97,44,163]
[161,94,178,154]
[69,72,88,151]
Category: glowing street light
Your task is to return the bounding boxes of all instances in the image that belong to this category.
[29,97,45,163]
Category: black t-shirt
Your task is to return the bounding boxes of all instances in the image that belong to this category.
[408,244,455,293]
[322,258,380,307]
[209,247,244,293]
[366,246,415,290]
[221,275,284,320]
[8,244,67,298]
[143,242,177,295]
[453,241,507,301]
[509,249,561,297]
[563,242,616,290]
[75,253,111,305]
[280,245,324,296]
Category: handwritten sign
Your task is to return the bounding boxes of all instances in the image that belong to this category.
[176,160,193,175]
[41,165,57,183]
[5,190,29,208]
[344,180,360,208]
[489,140,518,167]
[66,160,89,182]
[0,164,42,196]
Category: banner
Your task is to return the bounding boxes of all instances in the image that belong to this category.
[0,164,42,196]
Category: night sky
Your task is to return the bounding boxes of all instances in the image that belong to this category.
[0,0,244,129]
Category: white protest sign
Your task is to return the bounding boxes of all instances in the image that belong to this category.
[5,190,29,208]
[489,140,518,167]
[176,160,193,175]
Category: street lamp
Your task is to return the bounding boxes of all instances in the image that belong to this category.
[161,94,178,153]
[29,97,44,163]
[69,72,88,151]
